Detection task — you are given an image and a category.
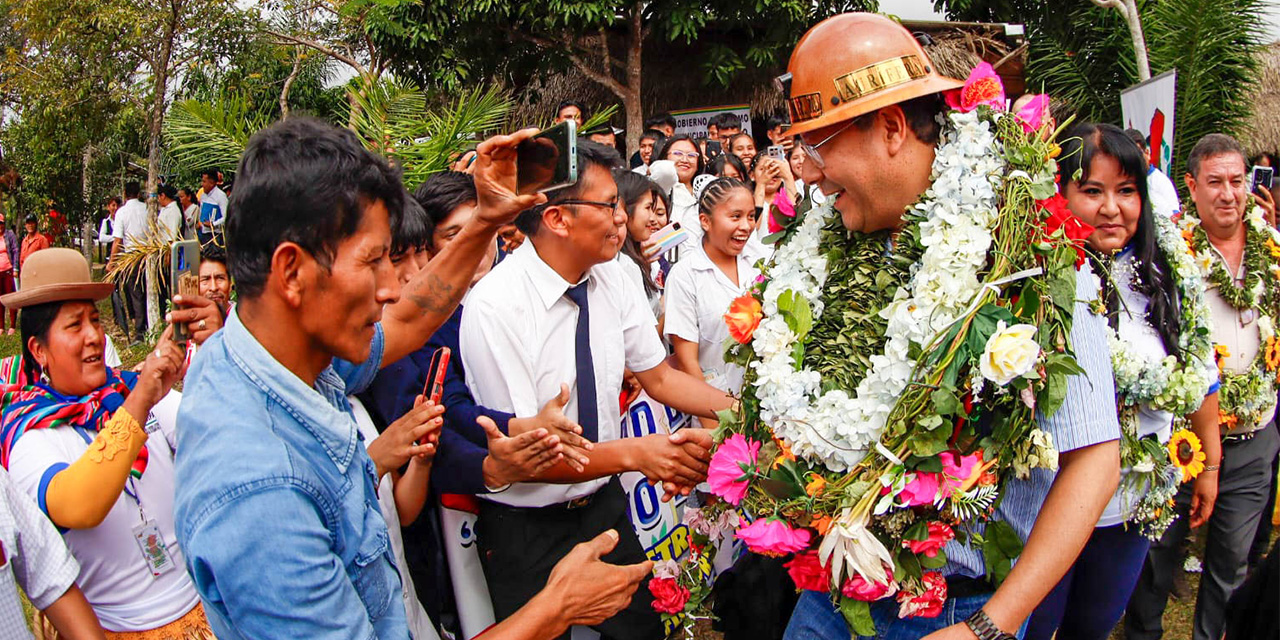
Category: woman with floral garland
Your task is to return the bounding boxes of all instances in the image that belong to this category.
[1025,123,1221,640]
[664,177,764,428]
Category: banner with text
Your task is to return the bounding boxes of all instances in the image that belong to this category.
[671,104,752,139]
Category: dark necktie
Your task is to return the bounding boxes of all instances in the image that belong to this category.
[564,281,598,442]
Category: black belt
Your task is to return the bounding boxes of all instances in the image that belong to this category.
[482,478,620,513]
[946,575,996,599]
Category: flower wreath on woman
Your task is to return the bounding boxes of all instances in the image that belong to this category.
[647,18,1117,640]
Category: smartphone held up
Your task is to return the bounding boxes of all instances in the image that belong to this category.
[170,240,201,342]
[516,121,579,195]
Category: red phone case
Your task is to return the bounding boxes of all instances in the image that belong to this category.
[424,347,451,404]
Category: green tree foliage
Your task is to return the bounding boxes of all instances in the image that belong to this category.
[938,0,1267,189]
[371,0,875,152]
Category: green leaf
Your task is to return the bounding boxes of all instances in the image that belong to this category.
[919,548,948,569]
[903,520,929,541]
[982,520,1025,586]
[931,386,963,417]
[1040,371,1069,417]
[840,597,876,637]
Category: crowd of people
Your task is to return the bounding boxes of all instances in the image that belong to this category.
[0,11,1276,640]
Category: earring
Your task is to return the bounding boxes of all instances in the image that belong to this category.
[38,369,49,384]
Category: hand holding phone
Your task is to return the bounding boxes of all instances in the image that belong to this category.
[1250,165,1274,194]
[645,221,690,260]
[766,145,786,162]
[169,240,200,342]
[517,121,578,195]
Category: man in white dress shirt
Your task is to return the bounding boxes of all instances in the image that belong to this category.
[460,141,735,638]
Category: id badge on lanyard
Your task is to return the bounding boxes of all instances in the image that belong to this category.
[124,479,176,578]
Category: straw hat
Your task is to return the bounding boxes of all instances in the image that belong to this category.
[0,248,115,309]
[781,13,964,137]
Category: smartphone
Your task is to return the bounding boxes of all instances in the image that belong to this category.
[648,221,691,260]
[766,144,786,162]
[704,139,723,161]
[169,240,200,342]
[423,346,451,405]
[517,120,578,195]
[1250,165,1274,193]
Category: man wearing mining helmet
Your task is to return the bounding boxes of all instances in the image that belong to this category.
[775,13,1120,640]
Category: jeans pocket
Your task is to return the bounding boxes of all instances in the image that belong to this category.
[348,526,394,623]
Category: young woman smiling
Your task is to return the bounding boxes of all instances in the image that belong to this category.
[655,135,705,248]
[663,178,763,428]
[1025,123,1221,640]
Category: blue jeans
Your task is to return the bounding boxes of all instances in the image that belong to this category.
[784,588,1027,640]
[1025,523,1150,640]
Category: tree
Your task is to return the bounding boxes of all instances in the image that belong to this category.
[938,0,1267,190]
[1092,0,1151,81]
[374,0,875,154]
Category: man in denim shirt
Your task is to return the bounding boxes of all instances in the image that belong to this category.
[173,118,605,639]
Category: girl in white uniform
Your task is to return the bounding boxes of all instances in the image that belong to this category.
[664,177,764,427]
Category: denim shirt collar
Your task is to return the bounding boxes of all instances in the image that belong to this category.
[220,309,359,473]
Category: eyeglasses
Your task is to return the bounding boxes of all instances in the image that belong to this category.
[559,199,620,211]
[669,150,700,161]
[798,119,857,169]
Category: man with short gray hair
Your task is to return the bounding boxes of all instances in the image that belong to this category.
[1125,132,1280,640]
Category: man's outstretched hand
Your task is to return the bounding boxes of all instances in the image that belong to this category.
[541,530,653,630]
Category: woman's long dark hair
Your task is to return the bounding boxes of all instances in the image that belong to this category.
[20,301,66,381]
[655,134,706,179]
[1057,122,1183,360]
[614,170,662,297]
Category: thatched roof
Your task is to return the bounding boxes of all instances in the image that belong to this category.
[1243,42,1280,155]
[507,19,1025,129]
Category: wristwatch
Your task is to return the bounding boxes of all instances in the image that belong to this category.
[965,609,1016,640]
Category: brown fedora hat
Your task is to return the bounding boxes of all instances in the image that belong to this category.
[0,248,115,309]
[782,13,964,137]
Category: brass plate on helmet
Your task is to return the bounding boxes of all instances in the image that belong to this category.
[832,55,927,103]
[789,92,823,123]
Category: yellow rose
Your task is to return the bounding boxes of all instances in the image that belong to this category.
[979,321,1041,386]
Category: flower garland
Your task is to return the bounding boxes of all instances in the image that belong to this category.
[1103,211,1216,538]
[652,65,1090,636]
[1182,204,1280,433]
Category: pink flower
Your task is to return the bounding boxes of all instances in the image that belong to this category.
[785,550,830,592]
[1016,94,1050,134]
[939,450,981,493]
[649,577,691,614]
[707,434,760,505]
[768,192,797,234]
[897,471,943,507]
[841,565,898,601]
[903,522,955,558]
[735,518,811,557]
[897,571,948,618]
[944,62,1006,113]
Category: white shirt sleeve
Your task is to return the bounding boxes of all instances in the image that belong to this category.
[459,295,542,418]
[1,468,79,610]
[662,263,701,345]
[7,432,74,519]
[111,207,127,240]
[618,268,667,373]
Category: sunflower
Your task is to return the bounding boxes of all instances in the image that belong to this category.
[1267,337,1280,373]
[1168,430,1207,482]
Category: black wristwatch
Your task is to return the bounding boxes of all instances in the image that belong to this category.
[965,609,1016,640]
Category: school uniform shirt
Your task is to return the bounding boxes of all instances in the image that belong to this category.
[616,253,662,320]
[0,467,80,640]
[198,187,228,233]
[669,183,700,246]
[460,242,667,508]
[1098,248,1219,527]
[112,199,148,251]
[7,392,199,632]
[1204,239,1277,431]
[1147,165,1181,218]
[158,202,182,241]
[664,244,763,394]
[350,398,439,640]
[97,217,115,247]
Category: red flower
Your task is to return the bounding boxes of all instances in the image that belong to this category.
[896,571,948,618]
[1038,194,1094,268]
[784,550,830,592]
[944,63,1006,113]
[903,522,955,558]
[649,577,691,614]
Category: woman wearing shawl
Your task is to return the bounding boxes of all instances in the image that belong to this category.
[1,248,220,639]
